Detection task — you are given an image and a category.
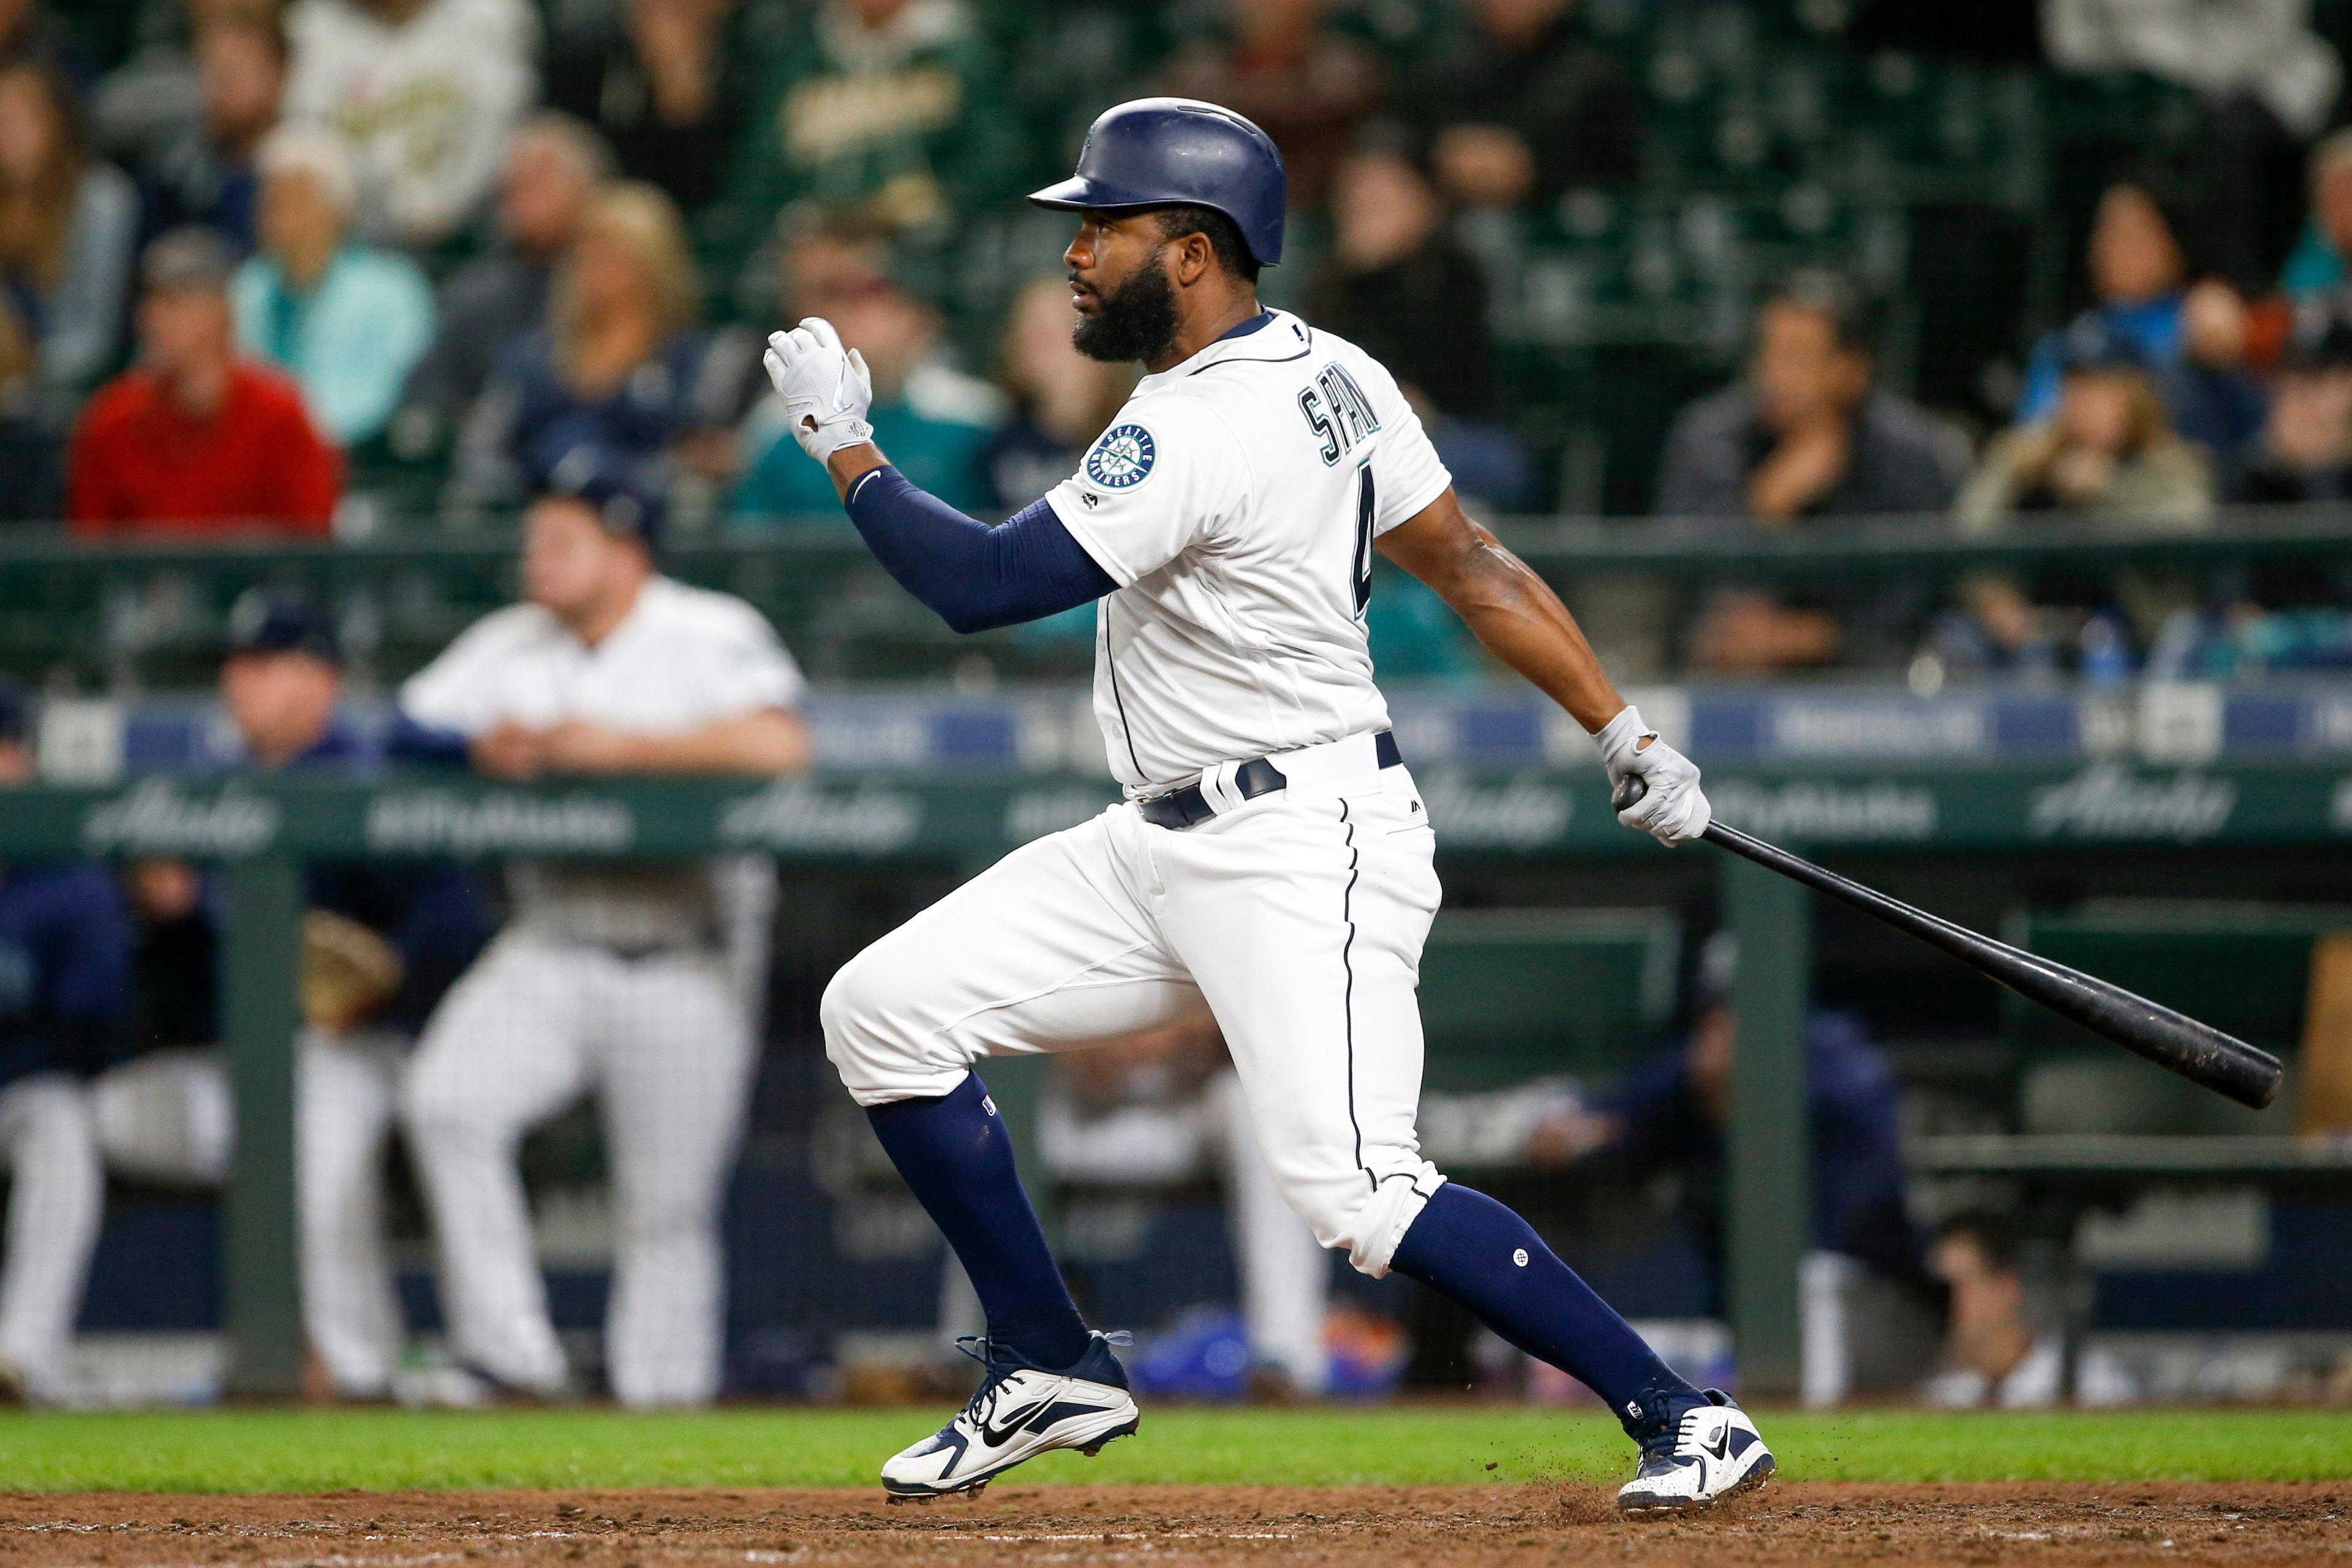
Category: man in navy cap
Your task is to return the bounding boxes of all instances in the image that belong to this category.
[101,599,491,1400]
[219,593,358,769]
[227,592,492,1400]
[2231,303,2352,505]
[1526,933,1932,1330]
[0,676,133,1402]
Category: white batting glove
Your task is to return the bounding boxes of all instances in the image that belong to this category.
[763,316,874,462]
[1596,705,1712,847]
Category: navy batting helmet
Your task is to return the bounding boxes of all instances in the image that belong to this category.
[1028,97,1287,266]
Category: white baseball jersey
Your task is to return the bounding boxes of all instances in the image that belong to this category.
[826,310,1463,1289]
[399,575,793,1406]
[400,576,805,954]
[1044,309,1452,791]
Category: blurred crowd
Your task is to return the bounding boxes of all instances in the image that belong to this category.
[1665,179,2352,684]
[0,0,2345,683]
[5,0,1611,537]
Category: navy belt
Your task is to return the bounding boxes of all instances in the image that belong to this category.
[1137,731,1402,832]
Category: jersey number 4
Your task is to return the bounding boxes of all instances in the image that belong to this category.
[1351,466,1375,619]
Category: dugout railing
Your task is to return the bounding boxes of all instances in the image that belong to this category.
[4,757,2351,1397]
[8,505,2352,690]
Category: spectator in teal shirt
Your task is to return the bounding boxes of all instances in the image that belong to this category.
[230,124,431,447]
[2282,130,2352,301]
[733,270,998,525]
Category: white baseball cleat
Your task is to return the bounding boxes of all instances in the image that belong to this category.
[1615,1387,1774,1515]
[881,1332,1140,1499]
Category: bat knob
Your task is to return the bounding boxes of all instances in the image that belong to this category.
[1611,774,1648,813]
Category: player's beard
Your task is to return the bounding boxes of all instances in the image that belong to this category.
[1071,250,1181,366]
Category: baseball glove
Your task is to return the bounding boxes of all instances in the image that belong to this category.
[301,909,404,1035]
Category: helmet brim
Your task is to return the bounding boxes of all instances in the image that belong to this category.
[1026,176,1168,213]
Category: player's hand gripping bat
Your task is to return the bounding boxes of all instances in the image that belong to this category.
[1611,776,2284,1110]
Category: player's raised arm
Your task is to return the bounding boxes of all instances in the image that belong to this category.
[760,318,1116,634]
[1378,487,1711,845]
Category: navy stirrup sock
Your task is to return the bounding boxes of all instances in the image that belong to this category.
[865,1072,1093,1370]
[1390,1183,1692,1421]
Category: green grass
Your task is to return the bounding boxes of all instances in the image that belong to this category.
[0,1407,2346,1493]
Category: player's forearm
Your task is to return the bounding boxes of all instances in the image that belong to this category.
[1426,527,1627,733]
[826,443,889,500]
[605,710,813,775]
[837,465,1115,633]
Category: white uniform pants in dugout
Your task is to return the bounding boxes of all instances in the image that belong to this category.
[0,1074,101,1394]
[824,743,1448,1277]
[90,1033,409,1399]
[402,935,756,1406]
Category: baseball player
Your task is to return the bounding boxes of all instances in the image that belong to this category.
[0,677,132,1404]
[766,99,1772,1513]
[227,595,494,1398]
[397,459,810,1407]
[88,600,494,1400]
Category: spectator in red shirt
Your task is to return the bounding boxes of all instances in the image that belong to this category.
[66,226,341,537]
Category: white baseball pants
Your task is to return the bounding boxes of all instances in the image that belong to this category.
[89,1036,410,1398]
[0,1074,102,1397]
[825,740,1448,1278]
[298,1030,407,1398]
[402,934,755,1406]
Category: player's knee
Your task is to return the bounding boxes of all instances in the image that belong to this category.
[1254,1158,1360,1252]
[816,963,858,1052]
[9,1074,88,1129]
[819,948,897,1088]
[1273,1166,1445,1279]
[7,1076,95,1160]
[397,1058,484,1147]
[817,956,872,1060]
[615,1190,718,1249]
[821,935,984,1106]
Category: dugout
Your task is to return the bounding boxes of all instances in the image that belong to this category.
[7,753,2352,1401]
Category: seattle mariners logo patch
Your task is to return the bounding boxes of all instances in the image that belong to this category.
[1085,423,1156,489]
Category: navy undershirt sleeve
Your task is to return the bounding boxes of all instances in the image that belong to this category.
[384,714,472,766]
[842,464,1116,634]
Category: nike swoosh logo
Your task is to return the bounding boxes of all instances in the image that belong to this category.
[1703,1429,1730,1461]
[978,1399,1055,1448]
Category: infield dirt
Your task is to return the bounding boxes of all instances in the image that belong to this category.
[1,1483,2345,1566]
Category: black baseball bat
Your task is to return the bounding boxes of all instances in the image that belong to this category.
[1611,778,2284,1110]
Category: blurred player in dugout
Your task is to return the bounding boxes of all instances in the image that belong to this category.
[1036,1019,1333,1399]
[97,595,492,1401]
[0,677,132,1403]
[1525,931,1939,1405]
[394,455,811,1407]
